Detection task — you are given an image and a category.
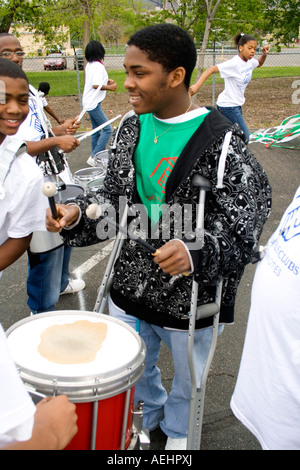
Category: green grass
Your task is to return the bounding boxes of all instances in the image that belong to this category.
[26,70,127,96]
[191,66,300,85]
[26,66,300,96]
[252,66,300,79]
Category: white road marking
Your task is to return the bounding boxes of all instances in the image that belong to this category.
[72,241,114,276]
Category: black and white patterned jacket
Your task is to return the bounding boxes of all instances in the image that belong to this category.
[63,108,272,329]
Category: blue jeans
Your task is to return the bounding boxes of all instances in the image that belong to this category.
[27,245,72,314]
[108,296,223,438]
[217,105,249,143]
[88,102,112,156]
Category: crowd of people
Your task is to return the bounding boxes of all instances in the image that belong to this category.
[0,23,298,452]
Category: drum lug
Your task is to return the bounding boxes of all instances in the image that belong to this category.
[51,379,58,396]
[132,401,150,450]
[93,377,100,396]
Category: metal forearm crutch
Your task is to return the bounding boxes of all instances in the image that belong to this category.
[187,175,223,450]
[92,204,151,449]
[93,203,159,313]
[93,204,129,313]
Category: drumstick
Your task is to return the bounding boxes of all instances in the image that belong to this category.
[74,82,105,124]
[86,204,157,253]
[86,204,190,276]
[42,182,59,219]
[77,115,121,142]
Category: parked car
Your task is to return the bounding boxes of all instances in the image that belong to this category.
[44,53,67,70]
[74,49,84,70]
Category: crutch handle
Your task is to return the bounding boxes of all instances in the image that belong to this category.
[196,302,220,320]
[192,174,212,191]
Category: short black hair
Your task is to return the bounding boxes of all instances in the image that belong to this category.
[0,57,28,82]
[127,24,197,89]
[38,81,50,94]
[85,40,105,62]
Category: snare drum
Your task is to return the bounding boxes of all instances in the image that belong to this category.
[29,231,64,254]
[94,150,109,169]
[54,184,84,204]
[87,177,105,196]
[74,168,105,191]
[6,311,145,450]
[30,185,84,254]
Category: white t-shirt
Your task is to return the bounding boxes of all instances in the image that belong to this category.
[0,136,48,278]
[216,55,259,107]
[82,61,108,111]
[231,186,300,450]
[0,324,36,447]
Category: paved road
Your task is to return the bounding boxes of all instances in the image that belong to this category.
[1,132,299,450]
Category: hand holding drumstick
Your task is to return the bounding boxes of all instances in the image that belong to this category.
[152,241,191,277]
[86,204,191,276]
[45,201,191,276]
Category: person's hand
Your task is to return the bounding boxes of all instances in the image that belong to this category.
[32,395,78,450]
[262,45,270,55]
[65,116,81,135]
[108,79,117,92]
[152,240,191,276]
[53,117,81,136]
[189,84,198,96]
[46,205,80,232]
[56,135,80,153]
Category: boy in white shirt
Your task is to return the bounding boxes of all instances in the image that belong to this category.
[0,61,47,275]
[0,32,85,315]
[0,58,78,449]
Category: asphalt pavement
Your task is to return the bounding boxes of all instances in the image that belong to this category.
[1,129,299,451]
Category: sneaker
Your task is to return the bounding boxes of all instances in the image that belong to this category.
[60,279,86,295]
[87,156,96,167]
[165,437,187,450]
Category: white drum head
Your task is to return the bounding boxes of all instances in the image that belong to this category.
[6,311,145,401]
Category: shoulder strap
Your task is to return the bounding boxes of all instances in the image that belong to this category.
[0,139,27,200]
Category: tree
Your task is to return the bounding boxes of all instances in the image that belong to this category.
[99,19,123,46]
[0,0,50,34]
[264,0,300,47]
[131,0,224,74]
[0,0,142,51]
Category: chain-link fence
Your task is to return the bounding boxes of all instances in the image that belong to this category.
[22,50,300,118]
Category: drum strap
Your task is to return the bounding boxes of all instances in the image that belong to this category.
[0,138,27,200]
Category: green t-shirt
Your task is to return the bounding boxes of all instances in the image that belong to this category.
[134,109,210,224]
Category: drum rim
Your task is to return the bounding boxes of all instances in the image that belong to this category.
[87,177,105,187]
[57,184,84,190]
[74,168,105,178]
[6,311,146,401]
[54,184,84,203]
